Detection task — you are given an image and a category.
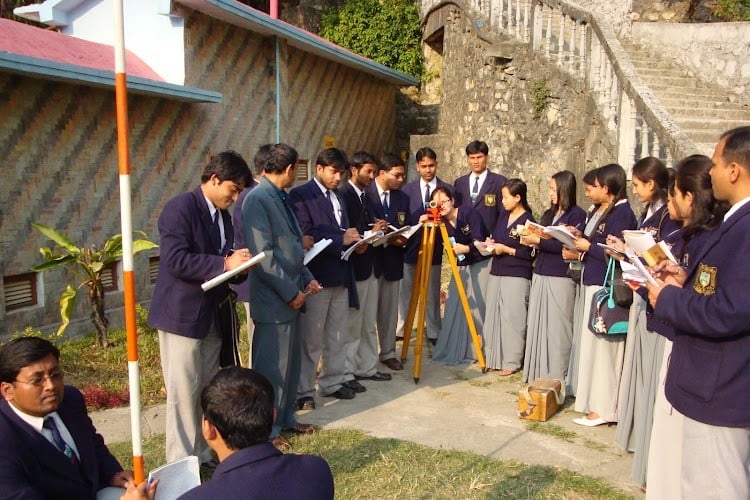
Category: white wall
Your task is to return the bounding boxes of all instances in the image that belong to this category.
[65,0,185,84]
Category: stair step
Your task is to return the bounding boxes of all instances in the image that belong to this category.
[643,86,726,98]
[668,106,750,120]
[680,128,727,144]
[674,118,750,130]
[693,143,717,156]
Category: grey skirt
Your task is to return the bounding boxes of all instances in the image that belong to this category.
[433,263,486,366]
[483,275,530,371]
[523,274,577,383]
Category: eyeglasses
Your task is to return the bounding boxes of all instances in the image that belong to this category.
[14,371,63,387]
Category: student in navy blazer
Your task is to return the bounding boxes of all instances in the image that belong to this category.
[289,148,362,402]
[337,151,392,383]
[178,367,333,500]
[398,147,452,344]
[0,338,135,500]
[366,153,410,370]
[453,141,507,239]
[148,151,253,464]
[648,128,750,499]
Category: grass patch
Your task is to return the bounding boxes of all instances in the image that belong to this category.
[583,439,608,452]
[468,378,493,388]
[109,429,630,499]
[525,422,577,442]
[56,303,250,410]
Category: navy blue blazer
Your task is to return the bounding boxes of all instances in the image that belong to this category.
[454,171,507,237]
[401,178,452,265]
[445,206,487,266]
[581,201,637,286]
[338,182,376,282]
[289,180,352,288]
[489,211,535,279]
[178,442,333,500]
[0,386,123,499]
[655,201,750,428]
[148,187,234,339]
[533,206,587,277]
[365,183,410,281]
[231,180,259,302]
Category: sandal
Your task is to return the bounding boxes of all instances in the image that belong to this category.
[271,435,292,451]
[498,369,517,376]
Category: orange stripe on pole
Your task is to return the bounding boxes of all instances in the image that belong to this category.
[115,73,130,176]
[132,455,145,485]
[123,270,138,362]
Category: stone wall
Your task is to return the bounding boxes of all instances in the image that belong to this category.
[411,5,616,215]
[631,21,750,94]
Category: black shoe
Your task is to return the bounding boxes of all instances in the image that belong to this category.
[342,380,367,392]
[296,397,315,410]
[326,386,356,399]
[381,358,404,371]
[356,371,392,381]
[428,338,437,346]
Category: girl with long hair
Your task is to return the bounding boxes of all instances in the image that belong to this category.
[568,163,637,426]
[520,171,587,383]
[483,179,535,374]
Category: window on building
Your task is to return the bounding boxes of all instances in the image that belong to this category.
[148,257,159,284]
[4,272,38,311]
[100,262,119,292]
[296,159,310,182]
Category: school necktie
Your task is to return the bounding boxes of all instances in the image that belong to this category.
[43,417,78,464]
[382,192,389,215]
[424,184,431,205]
[360,193,371,227]
[212,210,222,254]
[471,176,479,201]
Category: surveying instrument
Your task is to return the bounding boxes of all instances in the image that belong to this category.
[400,200,486,383]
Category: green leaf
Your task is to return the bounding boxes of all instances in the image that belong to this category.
[32,223,80,254]
[56,285,78,336]
[133,239,159,254]
[90,261,104,274]
[31,254,77,272]
[103,234,123,256]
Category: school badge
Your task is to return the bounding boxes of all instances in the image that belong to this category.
[397,211,406,226]
[460,224,471,235]
[596,221,607,235]
[509,227,520,239]
[693,263,717,296]
[484,194,496,207]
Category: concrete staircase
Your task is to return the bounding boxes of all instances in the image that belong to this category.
[621,40,750,157]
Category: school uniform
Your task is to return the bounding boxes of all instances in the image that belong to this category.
[289,179,355,398]
[397,178,452,342]
[433,207,487,366]
[615,202,681,486]
[365,181,410,362]
[523,206,587,383]
[483,210,535,371]
[454,171,507,329]
[574,199,637,422]
[654,199,750,500]
[338,181,380,378]
[646,228,710,500]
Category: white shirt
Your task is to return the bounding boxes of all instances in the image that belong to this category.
[724,195,750,221]
[419,178,437,204]
[203,193,226,252]
[7,403,80,457]
[375,180,389,208]
[348,180,364,199]
[314,178,343,226]
[470,170,488,197]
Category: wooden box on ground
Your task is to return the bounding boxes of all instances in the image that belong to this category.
[517,378,563,422]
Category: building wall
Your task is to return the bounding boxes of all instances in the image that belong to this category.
[0,9,398,339]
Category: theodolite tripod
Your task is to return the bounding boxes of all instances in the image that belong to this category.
[400,202,486,383]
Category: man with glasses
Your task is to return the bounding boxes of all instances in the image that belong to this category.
[0,337,150,499]
[366,153,410,371]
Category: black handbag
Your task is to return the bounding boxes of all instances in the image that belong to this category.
[588,257,629,335]
[612,265,633,308]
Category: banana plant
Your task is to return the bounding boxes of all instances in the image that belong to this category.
[31,223,158,346]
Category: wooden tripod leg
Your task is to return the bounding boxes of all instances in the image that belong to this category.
[400,227,427,361]
[413,223,436,383]
[439,224,486,369]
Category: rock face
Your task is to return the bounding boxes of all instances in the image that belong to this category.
[409,6,615,214]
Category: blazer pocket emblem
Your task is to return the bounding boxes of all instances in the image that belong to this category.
[596,222,606,235]
[397,211,407,226]
[693,263,717,296]
[460,224,471,235]
[484,194,496,207]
